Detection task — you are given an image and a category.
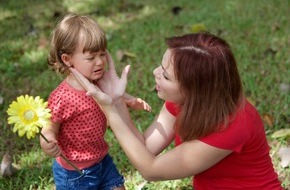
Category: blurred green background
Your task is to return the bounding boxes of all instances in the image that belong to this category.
[0,0,289,189]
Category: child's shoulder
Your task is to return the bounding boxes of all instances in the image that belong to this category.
[48,81,75,106]
[50,81,67,95]
[49,80,87,103]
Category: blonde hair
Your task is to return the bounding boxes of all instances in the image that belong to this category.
[48,14,107,74]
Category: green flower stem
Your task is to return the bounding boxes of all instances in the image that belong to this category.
[40,132,83,175]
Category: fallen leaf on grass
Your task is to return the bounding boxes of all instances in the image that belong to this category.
[271,129,290,139]
[191,23,206,33]
[116,50,136,62]
[278,146,290,168]
[1,152,19,177]
[262,113,274,128]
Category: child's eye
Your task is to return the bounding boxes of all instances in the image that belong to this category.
[88,57,94,60]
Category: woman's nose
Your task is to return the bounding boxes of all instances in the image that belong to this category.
[153,66,161,78]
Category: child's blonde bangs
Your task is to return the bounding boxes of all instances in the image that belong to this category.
[80,21,107,53]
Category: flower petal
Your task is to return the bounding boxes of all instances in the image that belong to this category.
[7,95,51,139]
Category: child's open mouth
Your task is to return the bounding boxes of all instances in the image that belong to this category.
[94,69,103,74]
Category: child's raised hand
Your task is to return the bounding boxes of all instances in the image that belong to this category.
[125,98,152,112]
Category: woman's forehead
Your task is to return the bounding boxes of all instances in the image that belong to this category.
[162,49,173,68]
[162,49,176,78]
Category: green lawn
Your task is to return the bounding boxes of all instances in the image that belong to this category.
[0,0,289,189]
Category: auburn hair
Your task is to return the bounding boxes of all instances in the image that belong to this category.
[166,32,244,141]
[48,14,107,75]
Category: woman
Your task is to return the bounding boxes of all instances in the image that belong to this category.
[70,32,282,189]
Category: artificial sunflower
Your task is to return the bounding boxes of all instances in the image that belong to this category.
[7,95,51,139]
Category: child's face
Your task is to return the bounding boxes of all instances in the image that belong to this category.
[153,49,184,103]
[66,45,107,82]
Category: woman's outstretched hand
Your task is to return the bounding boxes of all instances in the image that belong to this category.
[70,51,130,106]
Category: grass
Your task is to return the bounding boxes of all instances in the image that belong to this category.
[0,0,289,189]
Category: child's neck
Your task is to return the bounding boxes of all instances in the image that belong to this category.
[66,74,87,91]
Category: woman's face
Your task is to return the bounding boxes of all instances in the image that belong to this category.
[153,49,184,103]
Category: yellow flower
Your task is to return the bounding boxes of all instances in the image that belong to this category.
[7,95,51,139]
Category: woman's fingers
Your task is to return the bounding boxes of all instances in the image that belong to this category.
[69,58,130,105]
[120,65,130,85]
[69,68,90,91]
[106,51,116,73]
[70,68,102,95]
[70,67,114,105]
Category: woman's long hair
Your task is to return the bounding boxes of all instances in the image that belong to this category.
[167,32,244,141]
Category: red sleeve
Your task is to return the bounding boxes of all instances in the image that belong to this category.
[165,101,180,117]
[199,122,250,153]
[48,84,76,123]
[165,101,183,146]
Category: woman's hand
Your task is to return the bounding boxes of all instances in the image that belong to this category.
[70,51,130,106]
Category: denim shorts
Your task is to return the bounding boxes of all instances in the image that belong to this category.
[52,154,125,190]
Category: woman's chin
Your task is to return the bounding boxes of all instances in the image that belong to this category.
[156,92,165,100]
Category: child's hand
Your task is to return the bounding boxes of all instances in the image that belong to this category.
[125,98,151,112]
[40,139,61,158]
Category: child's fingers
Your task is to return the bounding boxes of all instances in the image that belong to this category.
[144,103,152,112]
[46,141,57,149]
[137,98,152,112]
[43,141,61,157]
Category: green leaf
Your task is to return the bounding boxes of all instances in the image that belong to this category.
[271,129,290,139]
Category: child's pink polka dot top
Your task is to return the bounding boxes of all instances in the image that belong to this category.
[48,80,108,170]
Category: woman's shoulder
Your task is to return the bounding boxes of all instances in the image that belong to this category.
[165,101,181,116]
[234,99,263,129]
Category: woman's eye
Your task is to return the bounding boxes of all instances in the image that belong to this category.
[88,57,94,60]
[163,73,169,80]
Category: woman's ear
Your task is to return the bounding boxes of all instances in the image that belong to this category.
[61,54,72,67]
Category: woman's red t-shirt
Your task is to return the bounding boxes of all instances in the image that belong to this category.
[165,100,282,190]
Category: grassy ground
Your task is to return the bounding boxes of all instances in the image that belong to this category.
[0,0,289,189]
